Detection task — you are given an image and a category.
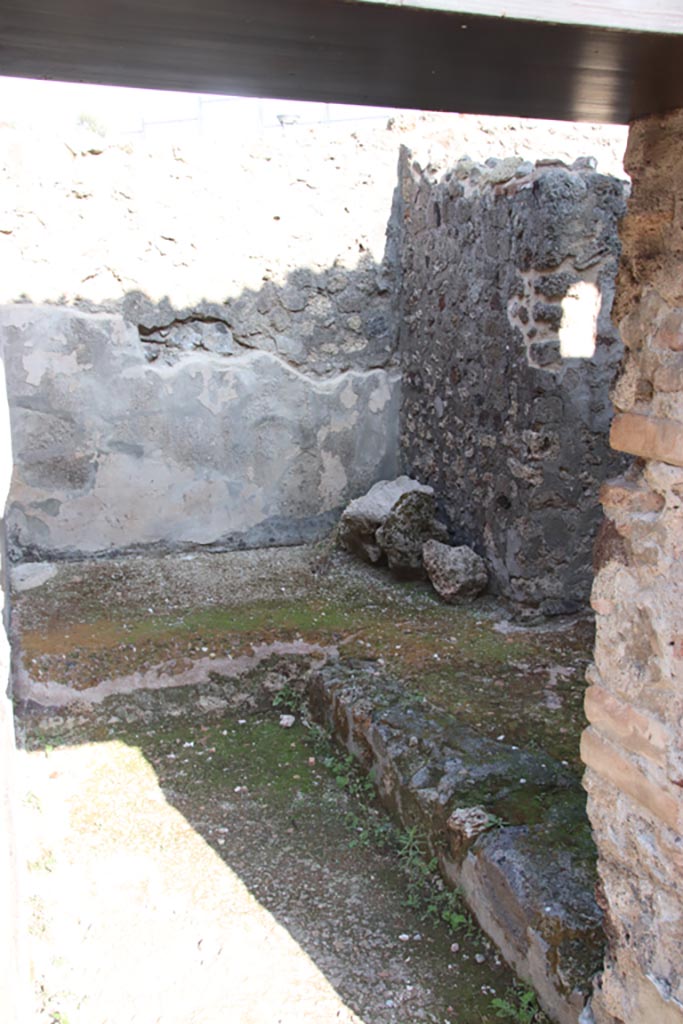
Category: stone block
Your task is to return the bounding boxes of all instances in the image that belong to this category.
[461,826,603,1024]
[310,660,603,1024]
[599,476,665,514]
[610,412,683,468]
[446,805,491,860]
[338,476,433,565]
[630,972,683,1024]
[581,728,681,832]
[654,309,683,352]
[653,353,683,393]
[422,540,488,601]
[584,769,683,892]
[593,956,683,1024]
[584,684,669,769]
[375,489,445,577]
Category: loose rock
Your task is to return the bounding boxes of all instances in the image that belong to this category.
[422,540,488,601]
[447,806,493,860]
[375,490,447,577]
[338,476,433,564]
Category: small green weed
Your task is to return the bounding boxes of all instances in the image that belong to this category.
[395,825,475,935]
[272,683,305,714]
[486,813,508,829]
[304,724,375,802]
[491,984,543,1022]
[323,750,375,802]
[304,722,476,938]
[345,810,395,850]
[50,1012,71,1024]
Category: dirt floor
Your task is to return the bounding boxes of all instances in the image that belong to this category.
[12,544,593,767]
[11,544,596,1024]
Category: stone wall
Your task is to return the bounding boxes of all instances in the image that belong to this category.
[0,341,26,1023]
[583,110,683,1024]
[2,303,399,560]
[398,152,628,612]
[0,115,626,566]
[0,124,407,560]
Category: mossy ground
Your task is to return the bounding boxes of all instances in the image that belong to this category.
[14,545,593,768]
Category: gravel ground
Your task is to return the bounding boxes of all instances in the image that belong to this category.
[18,708,524,1024]
[12,543,589,1023]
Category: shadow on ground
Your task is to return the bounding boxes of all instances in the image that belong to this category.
[12,545,596,1023]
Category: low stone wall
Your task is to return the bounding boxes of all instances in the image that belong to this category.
[308,663,602,1024]
[398,152,628,613]
[584,110,683,1024]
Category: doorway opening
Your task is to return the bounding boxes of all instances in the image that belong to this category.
[2,81,629,1024]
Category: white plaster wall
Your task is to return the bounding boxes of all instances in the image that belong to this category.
[2,305,400,559]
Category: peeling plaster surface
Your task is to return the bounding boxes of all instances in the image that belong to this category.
[2,305,400,560]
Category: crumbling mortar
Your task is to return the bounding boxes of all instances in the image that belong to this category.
[138,313,242,343]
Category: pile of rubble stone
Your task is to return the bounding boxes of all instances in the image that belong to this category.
[338,476,487,600]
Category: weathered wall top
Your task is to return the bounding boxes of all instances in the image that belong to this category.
[0,112,625,377]
[0,113,626,308]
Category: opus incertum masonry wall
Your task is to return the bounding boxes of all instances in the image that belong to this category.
[398,150,628,613]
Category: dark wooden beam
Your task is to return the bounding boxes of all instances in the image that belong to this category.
[1,0,683,123]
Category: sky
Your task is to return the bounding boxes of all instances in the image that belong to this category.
[0,76,398,143]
